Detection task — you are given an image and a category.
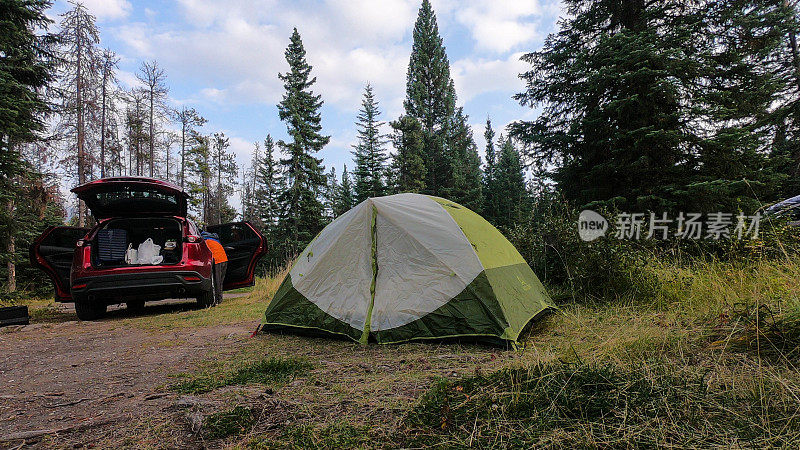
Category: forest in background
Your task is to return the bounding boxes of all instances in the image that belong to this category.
[2,0,800,301]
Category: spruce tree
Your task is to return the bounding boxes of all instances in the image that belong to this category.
[446,107,482,211]
[493,137,529,230]
[404,0,456,196]
[210,132,237,225]
[254,134,281,233]
[185,133,211,224]
[336,165,355,216]
[389,115,426,194]
[276,28,330,252]
[482,118,498,219]
[0,0,57,294]
[511,0,794,213]
[352,83,388,202]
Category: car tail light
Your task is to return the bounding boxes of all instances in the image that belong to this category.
[82,245,92,269]
[183,276,201,282]
[185,235,201,243]
[72,283,87,290]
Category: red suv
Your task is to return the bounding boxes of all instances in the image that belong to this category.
[30,177,266,320]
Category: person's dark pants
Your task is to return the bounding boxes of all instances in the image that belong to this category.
[215,261,227,303]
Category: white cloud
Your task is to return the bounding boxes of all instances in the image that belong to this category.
[116,0,415,110]
[451,53,527,103]
[457,0,542,53]
[79,0,131,21]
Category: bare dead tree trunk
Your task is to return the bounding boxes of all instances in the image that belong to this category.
[181,120,186,189]
[76,20,86,227]
[149,90,154,177]
[100,70,107,179]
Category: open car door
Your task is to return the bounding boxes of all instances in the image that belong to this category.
[206,221,266,290]
[29,226,89,302]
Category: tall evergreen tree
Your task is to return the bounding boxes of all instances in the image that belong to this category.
[352,83,388,202]
[0,0,57,294]
[335,164,355,216]
[446,107,482,210]
[185,133,211,224]
[175,107,206,189]
[98,48,119,178]
[389,115,426,194]
[511,0,794,212]
[482,117,498,218]
[493,137,529,230]
[254,134,281,233]
[404,0,456,196]
[276,28,330,252]
[209,132,237,225]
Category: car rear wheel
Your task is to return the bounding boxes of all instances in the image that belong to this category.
[196,265,218,308]
[74,296,107,321]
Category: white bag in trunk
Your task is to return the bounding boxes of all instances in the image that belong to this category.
[136,238,163,265]
[125,244,138,264]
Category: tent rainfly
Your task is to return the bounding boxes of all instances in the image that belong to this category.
[263,194,554,344]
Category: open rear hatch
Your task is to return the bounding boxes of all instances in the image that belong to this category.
[72,176,188,219]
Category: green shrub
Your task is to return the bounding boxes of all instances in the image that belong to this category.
[505,194,799,304]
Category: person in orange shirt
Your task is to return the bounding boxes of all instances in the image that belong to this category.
[201,231,227,304]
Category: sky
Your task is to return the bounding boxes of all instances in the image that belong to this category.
[46,0,564,209]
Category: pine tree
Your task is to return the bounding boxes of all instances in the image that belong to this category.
[98,48,119,178]
[511,0,794,213]
[209,132,237,225]
[276,28,330,253]
[482,117,497,219]
[389,115,426,194]
[446,107,482,210]
[175,107,206,189]
[493,137,529,230]
[335,165,355,216]
[254,134,281,234]
[0,0,57,294]
[352,83,388,202]
[404,0,456,196]
[123,88,149,176]
[185,133,211,224]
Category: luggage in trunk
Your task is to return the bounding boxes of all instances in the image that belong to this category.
[94,218,182,267]
[97,228,128,262]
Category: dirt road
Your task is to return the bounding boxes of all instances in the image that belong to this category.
[0,295,503,448]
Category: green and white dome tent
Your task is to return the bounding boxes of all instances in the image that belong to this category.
[263,193,554,345]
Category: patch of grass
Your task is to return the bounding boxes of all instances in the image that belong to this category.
[250,422,372,450]
[204,405,255,439]
[407,361,800,448]
[174,356,312,394]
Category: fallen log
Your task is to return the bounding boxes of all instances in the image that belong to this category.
[0,415,122,442]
